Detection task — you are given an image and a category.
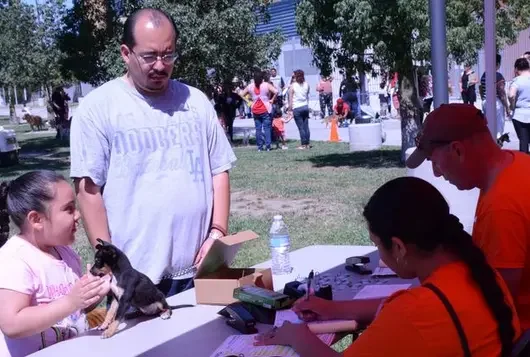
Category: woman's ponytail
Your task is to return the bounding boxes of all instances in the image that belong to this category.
[444,215,515,356]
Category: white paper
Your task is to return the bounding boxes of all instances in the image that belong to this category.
[209,334,298,357]
[274,309,303,326]
[209,333,334,357]
[353,284,411,300]
[371,267,398,277]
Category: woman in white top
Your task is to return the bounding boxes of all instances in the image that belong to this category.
[289,70,311,149]
[509,58,530,153]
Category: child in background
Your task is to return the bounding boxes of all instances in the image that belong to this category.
[272,105,290,150]
[0,170,109,357]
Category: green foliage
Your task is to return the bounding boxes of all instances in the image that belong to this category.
[33,0,71,95]
[0,1,39,89]
[0,0,70,100]
[59,0,284,90]
[296,0,530,159]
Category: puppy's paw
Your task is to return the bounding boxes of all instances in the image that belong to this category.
[101,329,114,339]
[160,309,172,320]
[97,322,109,331]
[100,321,119,339]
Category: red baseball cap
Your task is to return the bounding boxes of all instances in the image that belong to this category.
[406,103,490,169]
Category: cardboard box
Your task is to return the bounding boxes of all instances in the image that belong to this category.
[194,230,273,305]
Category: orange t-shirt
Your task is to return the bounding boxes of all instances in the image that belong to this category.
[473,150,530,329]
[343,262,520,357]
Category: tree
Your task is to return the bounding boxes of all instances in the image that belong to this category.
[0,0,69,122]
[59,0,284,91]
[33,0,71,98]
[0,1,38,119]
[296,0,530,160]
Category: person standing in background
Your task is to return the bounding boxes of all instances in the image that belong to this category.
[480,53,510,139]
[509,58,530,154]
[316,75,333,118]
[239,70,278,151]
[289,69,311,150]
[339,72,360,121]
[460,65,478,105]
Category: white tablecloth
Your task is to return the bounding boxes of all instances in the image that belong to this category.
[29,245,382,357]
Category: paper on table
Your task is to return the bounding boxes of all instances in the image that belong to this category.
[353,284,411,300]
[209,334,298,357]
[273,310,337,345]
[371,267,397,277]
[209,333,334,357]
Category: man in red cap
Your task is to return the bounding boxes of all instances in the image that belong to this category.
[333,98,351,127]
[406,103,530,330]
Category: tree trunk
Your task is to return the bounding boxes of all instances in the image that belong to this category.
[397,62,424,163]
[9,98,17,125]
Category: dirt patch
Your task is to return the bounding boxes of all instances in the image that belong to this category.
[231,191,340,217]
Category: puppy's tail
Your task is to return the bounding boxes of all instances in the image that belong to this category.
[169,304,194,310]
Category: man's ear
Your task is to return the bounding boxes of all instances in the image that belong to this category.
[120,44,132,64]
[450,141,465,162]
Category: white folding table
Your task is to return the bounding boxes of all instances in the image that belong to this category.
[28,245,399,357]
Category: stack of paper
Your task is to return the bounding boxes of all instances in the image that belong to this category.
[209,309,336,357]
[353,284,411,300]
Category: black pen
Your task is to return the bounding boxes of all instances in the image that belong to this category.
[306,270,314,301]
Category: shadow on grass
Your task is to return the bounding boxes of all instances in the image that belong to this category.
[19,136,69,153]
[0,137,70,178]
[302,149,404,169]
[0,156,69,178]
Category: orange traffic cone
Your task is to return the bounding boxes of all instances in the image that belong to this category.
[329,117,340,142]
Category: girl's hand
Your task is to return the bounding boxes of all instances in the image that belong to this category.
[254,322,310,347]
[86,264,111,297]
[67,274,104,310]
[292,295,337,322]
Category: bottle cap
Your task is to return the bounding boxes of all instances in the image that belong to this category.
[273,214,283,220]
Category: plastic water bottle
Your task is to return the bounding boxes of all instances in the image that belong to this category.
[269,215,291,275]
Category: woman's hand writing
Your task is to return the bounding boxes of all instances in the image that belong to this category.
[292,295,337,322]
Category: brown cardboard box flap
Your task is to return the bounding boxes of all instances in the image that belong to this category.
[195,230,258,278]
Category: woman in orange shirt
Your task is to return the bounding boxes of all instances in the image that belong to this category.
[255,177,520,356]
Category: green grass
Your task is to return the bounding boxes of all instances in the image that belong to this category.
[0,119,404,351]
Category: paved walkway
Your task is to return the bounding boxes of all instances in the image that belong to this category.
[234,117,521,150]
[1,104,521,151]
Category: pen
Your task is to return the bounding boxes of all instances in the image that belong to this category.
[306,270,314,301]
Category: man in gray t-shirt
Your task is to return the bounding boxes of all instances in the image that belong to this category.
[70,8,236,297]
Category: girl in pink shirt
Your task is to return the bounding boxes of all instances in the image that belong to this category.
[0,170,109,357]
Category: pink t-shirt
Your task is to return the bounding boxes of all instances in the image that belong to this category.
[0,236,88,357]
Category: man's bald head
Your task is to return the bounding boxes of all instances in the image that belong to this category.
[122,8,178,49]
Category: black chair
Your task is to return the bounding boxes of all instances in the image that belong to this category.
[511,329,530,356]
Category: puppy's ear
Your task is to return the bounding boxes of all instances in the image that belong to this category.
[96,238,104,245]
[95,244,102,250]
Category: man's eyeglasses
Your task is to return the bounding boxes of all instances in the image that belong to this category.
[131,50,178,65]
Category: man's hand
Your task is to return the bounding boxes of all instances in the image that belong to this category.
[194,229,224,268]
[194,237,215,268]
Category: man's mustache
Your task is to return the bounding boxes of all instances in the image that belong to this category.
[149,70,168,77]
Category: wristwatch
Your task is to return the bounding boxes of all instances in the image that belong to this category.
[208,229,224,241]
